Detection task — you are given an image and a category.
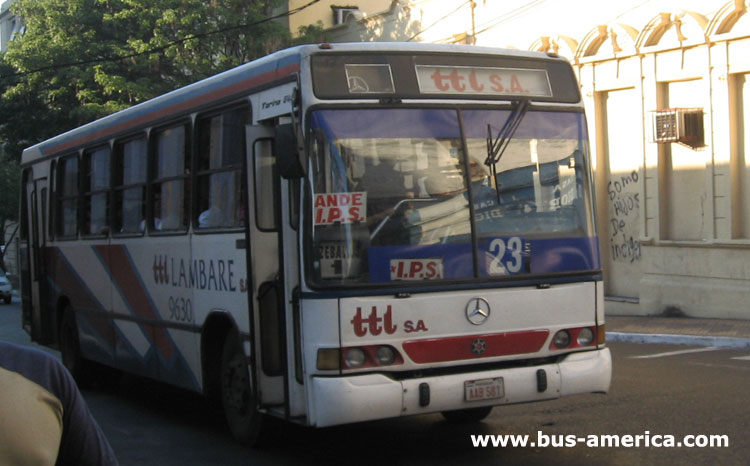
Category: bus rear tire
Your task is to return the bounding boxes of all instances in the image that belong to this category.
[220,332,263,446]
[59,307,92,388]
[441,406,493,423]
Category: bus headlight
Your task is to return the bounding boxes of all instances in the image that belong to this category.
[577,327,595,346]
[376,346,396,366]
[552,330,571,349]
[344,348,366,368]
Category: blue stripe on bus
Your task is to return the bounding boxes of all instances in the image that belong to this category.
[368,236,600,282]
[309,109,588,140]
[461,110,588,139]
[310,108,462,139]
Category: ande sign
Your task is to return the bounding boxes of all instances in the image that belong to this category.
[314,192,367,225]
[415,65,552,98]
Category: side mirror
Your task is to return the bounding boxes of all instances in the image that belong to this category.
[275,123,306,179]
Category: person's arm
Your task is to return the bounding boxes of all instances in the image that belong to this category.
[0,342,119,466]
[52,357,119,466]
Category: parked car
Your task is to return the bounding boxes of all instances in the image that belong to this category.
[0,266,12,304]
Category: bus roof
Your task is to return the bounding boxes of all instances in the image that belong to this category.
[21,42,565,166]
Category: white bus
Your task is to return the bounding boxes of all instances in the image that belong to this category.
[19,42,611,443]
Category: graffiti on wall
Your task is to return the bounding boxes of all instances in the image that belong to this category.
[607,170,641,263]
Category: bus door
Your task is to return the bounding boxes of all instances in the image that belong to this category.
[21,171,51,343]
[246,125,287,410]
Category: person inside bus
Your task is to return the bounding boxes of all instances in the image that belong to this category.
[358,153,413,245]
[0,341,119,466]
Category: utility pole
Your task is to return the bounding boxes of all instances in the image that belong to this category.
[470,1,477,44]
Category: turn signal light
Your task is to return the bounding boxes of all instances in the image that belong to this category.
[597,324,606,345]
[317,348,340,370]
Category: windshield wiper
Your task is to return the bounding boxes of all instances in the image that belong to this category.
[484,100,529,207]
[484,99,530,168]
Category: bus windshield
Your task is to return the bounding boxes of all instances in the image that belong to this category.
[308,108,599,285]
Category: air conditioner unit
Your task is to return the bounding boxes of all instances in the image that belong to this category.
[649,108,704,148]
[332,7,362,25]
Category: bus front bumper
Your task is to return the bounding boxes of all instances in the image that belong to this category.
[309,347,611,427]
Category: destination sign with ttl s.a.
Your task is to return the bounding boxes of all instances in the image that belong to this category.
[415,65,552,97]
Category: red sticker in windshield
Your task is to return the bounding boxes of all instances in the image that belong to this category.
[390,258,444,280]
[314,192,367,225]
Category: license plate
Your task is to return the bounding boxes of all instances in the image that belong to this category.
[464,377,504,402]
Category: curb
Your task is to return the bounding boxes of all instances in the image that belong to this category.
[608,332,750,349]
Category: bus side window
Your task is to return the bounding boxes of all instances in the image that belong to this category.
[152,124,190,232]
[195,106,247,229]
[81,146,111,236]
[113,136,147,234]
[57,155,79,239]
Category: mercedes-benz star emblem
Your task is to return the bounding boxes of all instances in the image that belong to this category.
[465,297,491,325]
[471,338,486,355]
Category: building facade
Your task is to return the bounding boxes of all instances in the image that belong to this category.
[0,0,20,53]
[314,0,750,320]
[286,0,392,36]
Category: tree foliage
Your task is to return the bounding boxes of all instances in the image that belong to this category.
[0,0,324,161]
[0,0,326,224]
[0,151,19,248]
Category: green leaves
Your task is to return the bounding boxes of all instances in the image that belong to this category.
[0,0,323,163]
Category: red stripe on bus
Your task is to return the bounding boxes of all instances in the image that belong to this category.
[98,244,175,362]
[46,247,115,345]
[402,330,549,364]
[46,62,300,155]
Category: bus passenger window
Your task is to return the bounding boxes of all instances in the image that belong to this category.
[152,125,189,232]
[82,146,110,236]
[196,107,247,229]
[113,137,147,234]
[57,155,79,238]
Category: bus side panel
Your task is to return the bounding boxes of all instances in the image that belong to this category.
[107,237,161,382]
[190,232,251,388]
[47,243,115,366]
[299,298,341,426]
[109,238,202,392]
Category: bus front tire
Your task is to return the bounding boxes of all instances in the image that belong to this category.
[220,332,263,446]
[441,406,493,423]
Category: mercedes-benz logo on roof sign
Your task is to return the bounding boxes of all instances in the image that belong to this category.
[465,297,491,325]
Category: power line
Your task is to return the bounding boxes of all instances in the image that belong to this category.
[430,0,546,45]
[473,0,547,37]
[0,0,321,80]
[407,0,472,42]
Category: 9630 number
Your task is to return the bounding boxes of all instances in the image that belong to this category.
[168,296,194,323]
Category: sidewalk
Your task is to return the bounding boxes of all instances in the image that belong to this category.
[606,315,750,348]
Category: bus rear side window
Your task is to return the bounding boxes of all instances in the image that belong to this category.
[57,155,78,238]
[152,125,189,232]
[114,137,147,234]
[82,146,110,236]
[196,107,247,229]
